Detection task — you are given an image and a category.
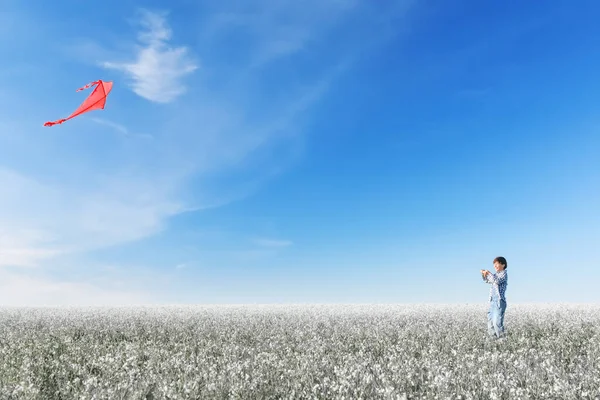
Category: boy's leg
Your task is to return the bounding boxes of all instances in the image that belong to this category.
[496,300,507,338]
[487,302,497,338]
[491,300,506,338]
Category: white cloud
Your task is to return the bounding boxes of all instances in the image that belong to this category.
[0,5,408,268]
[0,167,185,267]
[0,241,62,268]
[0,169,65,266]
[0,3,416,305]
[103,9,198,103]
[0,269,151,306]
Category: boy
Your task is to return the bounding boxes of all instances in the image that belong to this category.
[481,256,508,340]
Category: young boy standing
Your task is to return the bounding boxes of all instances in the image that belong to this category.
[481,257,508,340]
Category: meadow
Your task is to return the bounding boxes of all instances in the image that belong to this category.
[1,303,599,399]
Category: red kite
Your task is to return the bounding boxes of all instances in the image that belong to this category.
[44,80,113,127]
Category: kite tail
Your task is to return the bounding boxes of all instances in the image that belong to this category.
[76,81,101,92]
[43,119,68,127]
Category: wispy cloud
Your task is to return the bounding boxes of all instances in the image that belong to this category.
[90,117,129,135]
[103,9,198,103]
[1,4,409,268]
[0,231,62,268]
[197,1,363,76]
[0,268,151,306]
[0,166,186,267]
[90,117,154,140]
[202,1,357,67]
[0,2,416,304]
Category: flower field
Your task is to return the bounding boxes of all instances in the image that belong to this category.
[1,303,599,399]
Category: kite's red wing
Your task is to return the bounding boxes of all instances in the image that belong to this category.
[44,80,113,127]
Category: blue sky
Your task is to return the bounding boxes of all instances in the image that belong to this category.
[1,0,599,306]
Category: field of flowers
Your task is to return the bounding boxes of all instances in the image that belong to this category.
[1,303,599,399]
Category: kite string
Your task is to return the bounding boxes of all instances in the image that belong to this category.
[76,81,100,92]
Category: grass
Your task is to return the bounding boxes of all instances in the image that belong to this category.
[1,303,599,399]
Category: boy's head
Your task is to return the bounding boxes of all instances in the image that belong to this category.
[493,257,507,272]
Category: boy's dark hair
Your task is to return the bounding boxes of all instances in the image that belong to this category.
[494,256,507,270]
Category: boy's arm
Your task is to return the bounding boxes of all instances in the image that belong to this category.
[483,272,492,283]
[481,270,491,283]
[484,271,506,285]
